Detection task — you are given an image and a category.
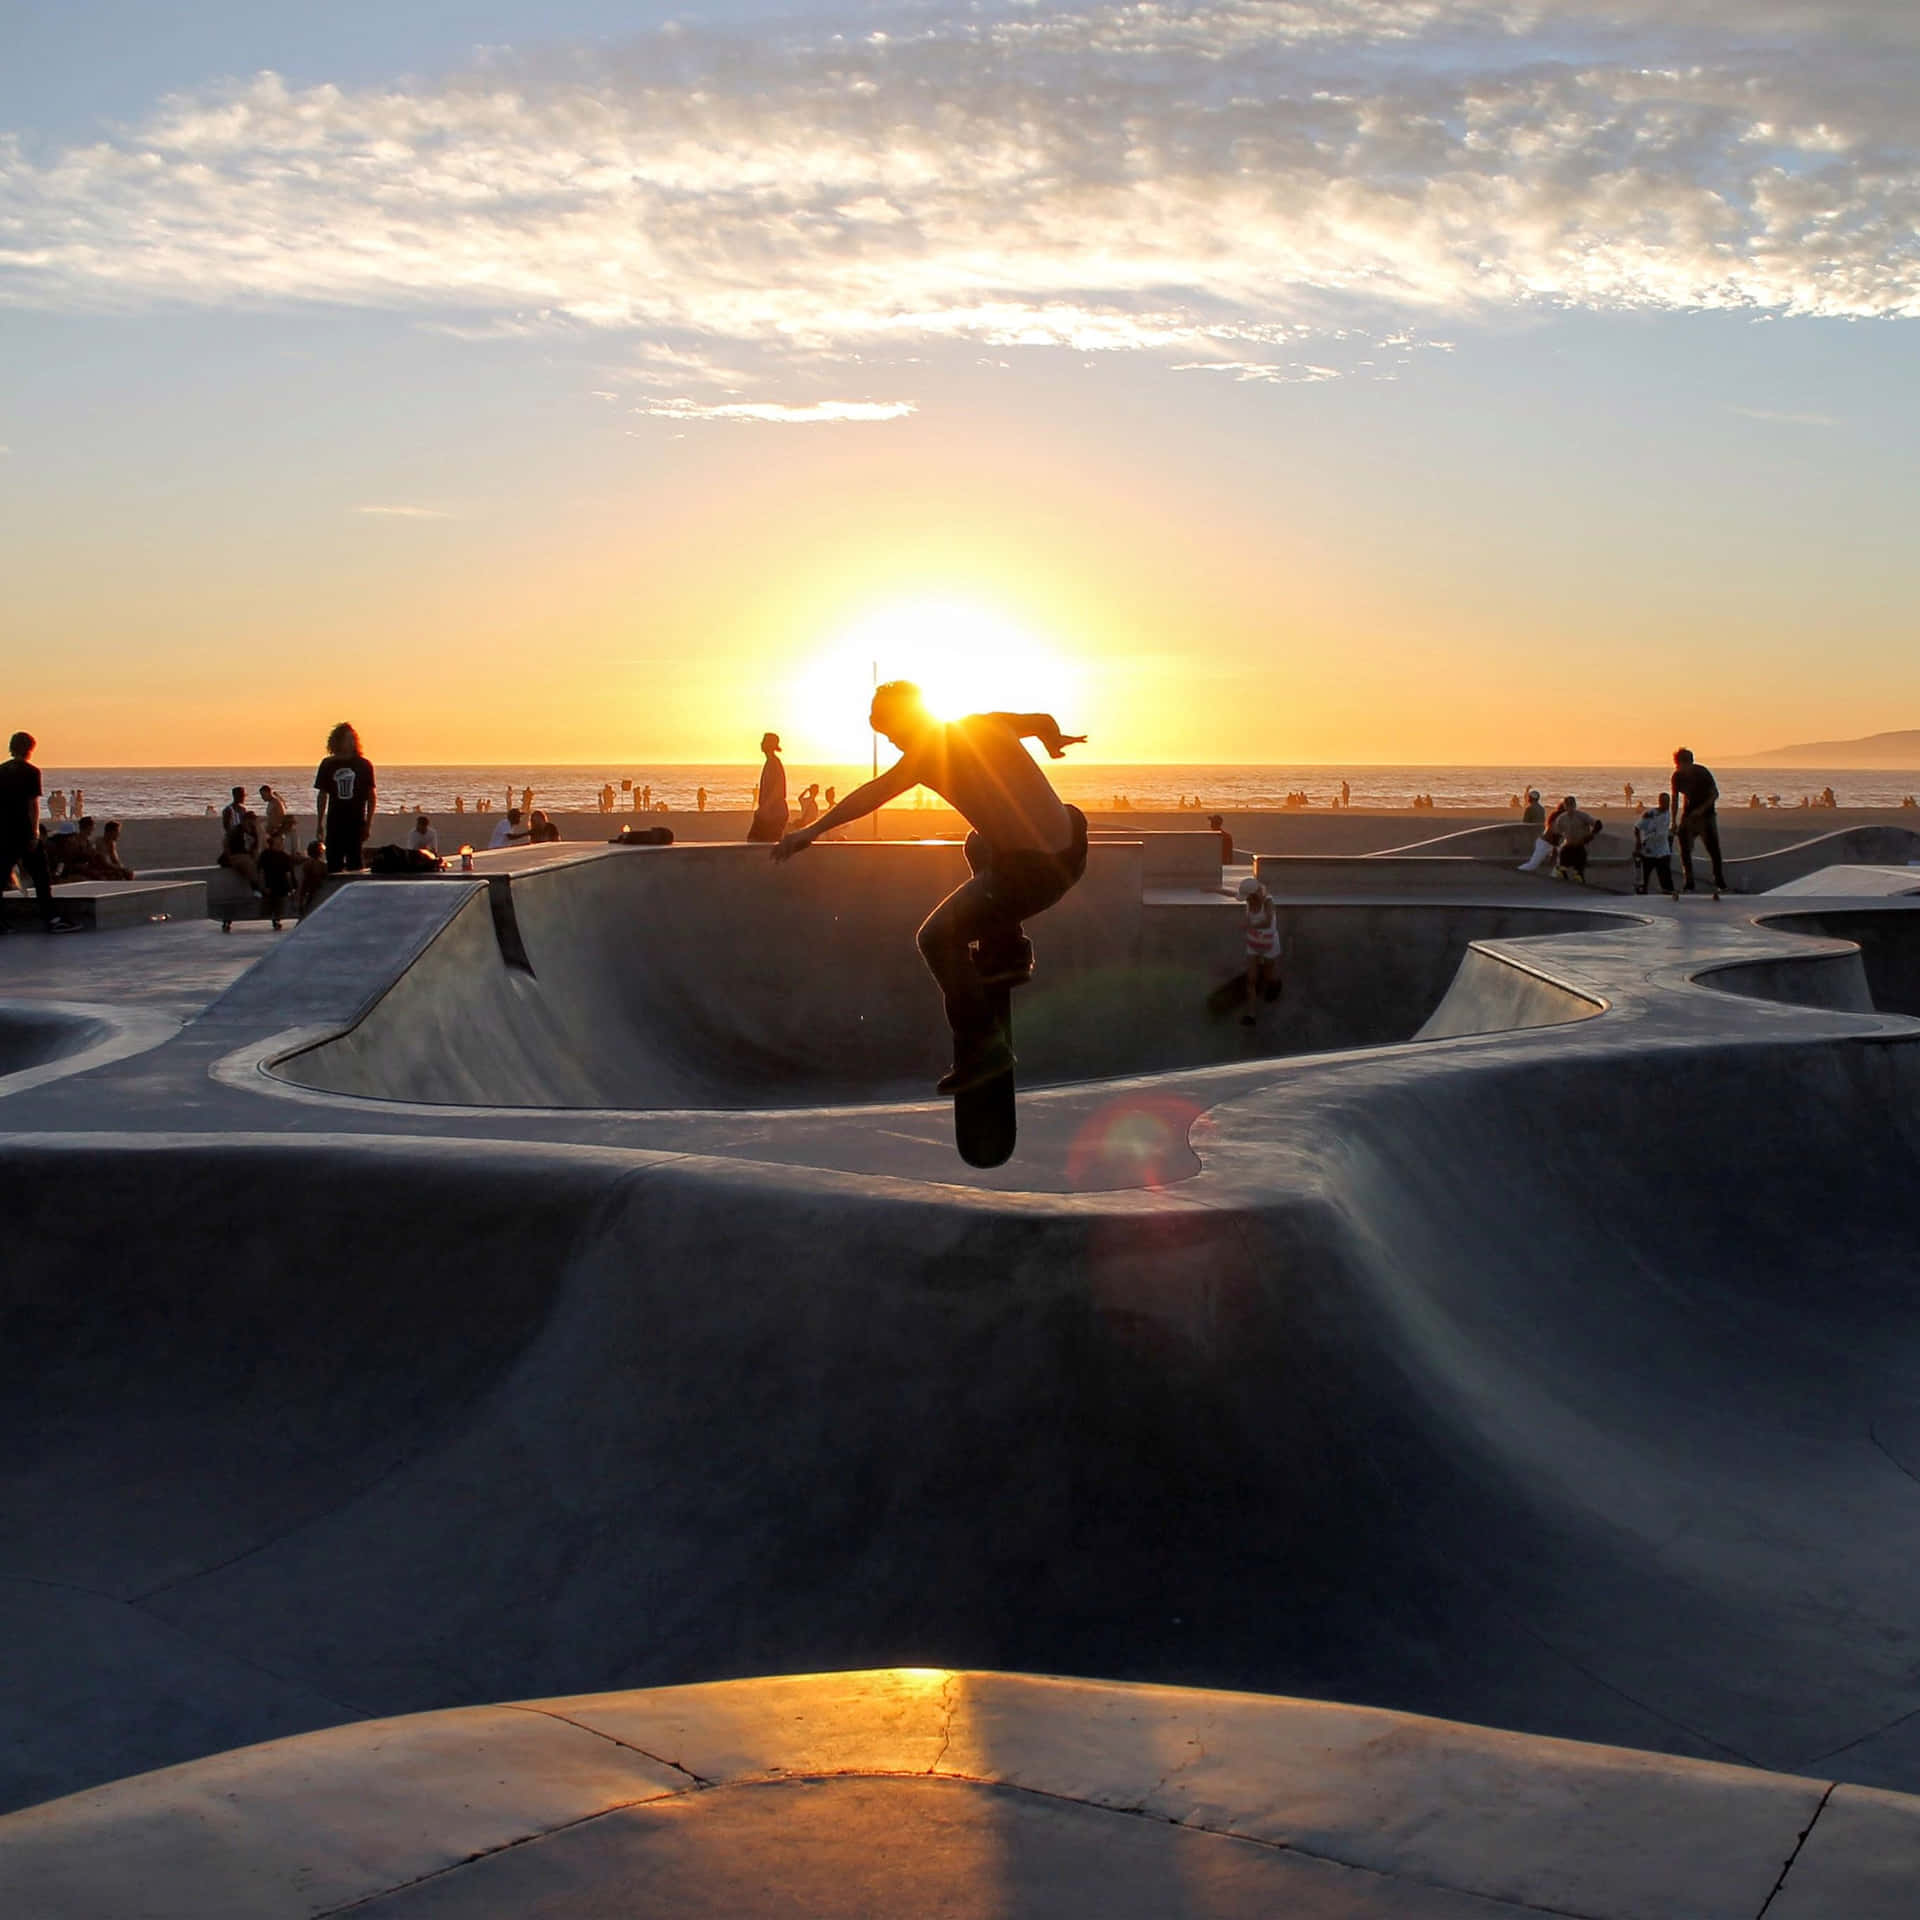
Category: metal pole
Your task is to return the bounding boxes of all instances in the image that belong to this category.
[871,658,879,838]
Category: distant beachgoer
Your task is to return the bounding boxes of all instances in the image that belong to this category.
[46,787,66,822]
[825,786,836,808]
[696,786,707,813]
[453,794,465,814]
[407,814,439,856]
[530,809,561,844]
[1623,781,1635,809]
[1748,793,1762,809]
[772,683,1087,1093]
[640,784,653,811]
[1820,785,1837,809]
[747,733,788,843]
[260,784,291,842]
[257,832,295,930]
[796,783,821,827]
[314,722,377,873]
[70,789,82,818]
[1634,796,1676,897]
[521,786,534,816]
[0,732,80,932]
[1209,813,1234,864]
[1553,799,1601,882]
[1237,875,1282,1026]
[489,806,530,849]
[1521,788,1545,826]
[1340,779,1351,809]
[1670,748,1727,893]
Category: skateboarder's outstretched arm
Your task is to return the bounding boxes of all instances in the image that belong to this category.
[770,755,920,861]
[986,713,1085,760]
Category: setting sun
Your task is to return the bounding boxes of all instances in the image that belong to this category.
[783,598,1086,759]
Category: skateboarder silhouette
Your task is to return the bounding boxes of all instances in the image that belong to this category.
[771,682,1087,1159]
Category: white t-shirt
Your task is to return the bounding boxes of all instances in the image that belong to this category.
[1244,895,1281,958]
[408,826,439,854]
[488,818,529,849]
[1635,808,1672,858]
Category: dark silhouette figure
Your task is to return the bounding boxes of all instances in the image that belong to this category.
[0,731,80,932]
[746,733,787,843]
[314,722,377,873]
[1670,747,1727,893]
[772,682,1087,1091]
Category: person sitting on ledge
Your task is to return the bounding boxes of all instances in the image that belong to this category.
[771,681,1088,1093]
[529,809,561,844]
[489,806,531,850]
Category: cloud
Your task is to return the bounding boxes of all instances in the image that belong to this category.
[351,503,454,518]
[633,398,915,423]
[1730,405,1841,425]
[0,0,1916,384]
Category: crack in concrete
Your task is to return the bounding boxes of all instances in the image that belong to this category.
[1755,1780,1835,1920]
[504,1704,711,1788]
[924,1672,959,1775]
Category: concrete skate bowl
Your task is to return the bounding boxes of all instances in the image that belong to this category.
[0,1004,114,1077]
[1746,906,1920,1016]
[8,1009,1920,1811]
[267,844,1617,1108]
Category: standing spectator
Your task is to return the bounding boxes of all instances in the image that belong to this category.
[696,785,707,813]
[259,783,291,842]
[0,732,79,932]
[746,732,787,843]
[1634,795,1677,898]
[314,722,377,873]
[221,785,252,840]
[70,788,83,818]
[1340,779,1351,809]
[796,783,822,827]
[1235,875,1282,1026]
[1209,813,1234,864]
[1670,748,1728,894]
[47,787,67,822]
[521,785,534,817]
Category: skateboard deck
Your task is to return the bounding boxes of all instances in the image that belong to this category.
[953,980,1017,1168]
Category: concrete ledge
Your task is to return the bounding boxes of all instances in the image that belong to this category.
[2,879,206,929]
[0,1670,1903,1919]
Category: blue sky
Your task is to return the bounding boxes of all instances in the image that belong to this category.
[3,0,1917,764]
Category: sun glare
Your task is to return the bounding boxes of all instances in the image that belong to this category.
[786,598,1084,759]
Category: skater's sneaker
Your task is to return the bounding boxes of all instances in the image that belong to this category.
[46,916,81,934]
[937,1032,1015,1094]
[1238,1013,1256,1027]
[973,934,1035,987]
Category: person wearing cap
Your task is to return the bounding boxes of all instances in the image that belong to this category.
[1237,874,1283,1025]
[746,731,788,844]
[1521,788,1545,826]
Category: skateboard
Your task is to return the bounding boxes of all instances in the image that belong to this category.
[952,938,1032,1169]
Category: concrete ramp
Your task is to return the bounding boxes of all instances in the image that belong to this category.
[269,848,1625,1108]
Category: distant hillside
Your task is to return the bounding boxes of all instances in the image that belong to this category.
[1743,728,1920,767]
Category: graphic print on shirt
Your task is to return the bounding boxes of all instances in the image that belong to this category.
[333,767,360,802]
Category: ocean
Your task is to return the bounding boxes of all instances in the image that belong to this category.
[31,762,1920,818]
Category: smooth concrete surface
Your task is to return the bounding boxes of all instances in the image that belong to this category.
[0,876,206,929]
[4,841,1920,1915]
[8,1669,1913,1920]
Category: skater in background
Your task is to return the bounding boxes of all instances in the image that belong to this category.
[1634,794,1677,898]
[1670,748,1728,894]
[1237,874,1282,1026]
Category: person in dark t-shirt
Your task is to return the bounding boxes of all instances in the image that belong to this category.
[313,721,377,873]
[0,731,79,933]
[1669,747,1728,893]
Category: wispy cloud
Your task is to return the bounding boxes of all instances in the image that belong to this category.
[0,0,1915,385]
[351,503,454,519]
[633,397,915,424]
[1731,405,1841,426]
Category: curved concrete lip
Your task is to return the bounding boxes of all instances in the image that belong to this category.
[0,998,181,1101]
[1,1669,1910,1920]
